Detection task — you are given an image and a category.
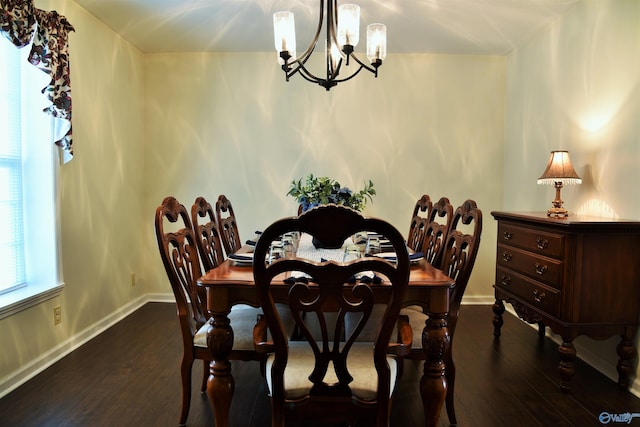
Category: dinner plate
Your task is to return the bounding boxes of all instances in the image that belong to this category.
[370,252,424,264]
[228,253,254,265]
[374,252,398,261]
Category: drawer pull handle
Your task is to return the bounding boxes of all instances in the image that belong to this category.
[536,238,549,250]
[503,231,513,240]
[501,275,511,287]
[534,263,548,275]
[533,289,546,303]
[502,252,512,262]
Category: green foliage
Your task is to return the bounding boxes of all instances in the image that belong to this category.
[287,173,376,212]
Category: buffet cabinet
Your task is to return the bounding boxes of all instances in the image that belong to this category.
[491,211,640,392]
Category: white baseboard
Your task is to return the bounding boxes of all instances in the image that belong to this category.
[0,293,173,399]
[460,295,496,305]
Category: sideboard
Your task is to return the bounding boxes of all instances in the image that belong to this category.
[491,211,640,392]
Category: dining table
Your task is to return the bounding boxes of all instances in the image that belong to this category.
[197,233,455,427]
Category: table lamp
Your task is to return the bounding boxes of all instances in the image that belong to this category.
[537,150,582,218]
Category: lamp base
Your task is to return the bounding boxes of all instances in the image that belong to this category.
[547,207,569,218]
[546,181,570,218]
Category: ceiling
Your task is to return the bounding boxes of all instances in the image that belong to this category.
[72,0,581,55]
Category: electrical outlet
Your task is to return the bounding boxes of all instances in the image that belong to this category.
[54,305,62,325]
[130,272,136,287]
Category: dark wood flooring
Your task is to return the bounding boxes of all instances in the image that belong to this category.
[2,302,639,426]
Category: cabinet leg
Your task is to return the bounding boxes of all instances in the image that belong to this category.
[558,340,576,393]
[616,330,636,390]
[537,322,546,339]
[492,300,505,338]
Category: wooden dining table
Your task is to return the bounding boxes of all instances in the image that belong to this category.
[197,239,455,427]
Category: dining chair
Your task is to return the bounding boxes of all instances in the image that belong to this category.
[190,196,226,272]
[400,196,453,325]
[422,196,455,268]
[252,204,412,427]
[401,199,482,427]
[192,195,295,343]
[155,196,264,426]
[407,194,433,253]
[215,194,242,256]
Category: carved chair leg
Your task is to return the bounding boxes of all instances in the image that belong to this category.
[179,356,194,426]
[445,344,457,427]
[200,360,209,392]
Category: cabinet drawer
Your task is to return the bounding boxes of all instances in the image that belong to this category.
[498,222,564,258]
[495,267,560,317]
[497,243,563,289]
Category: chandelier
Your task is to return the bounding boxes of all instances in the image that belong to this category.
[273,1,387,91]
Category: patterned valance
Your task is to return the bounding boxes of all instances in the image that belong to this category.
[0,0,74,161]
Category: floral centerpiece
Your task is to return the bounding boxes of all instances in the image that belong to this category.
[287,173,376,212]
[287,174,376,248]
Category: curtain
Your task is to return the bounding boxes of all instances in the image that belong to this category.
[0,0,75,161]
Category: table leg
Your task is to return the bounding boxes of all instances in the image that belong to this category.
[206,310,234,427]
[421,311,450,427]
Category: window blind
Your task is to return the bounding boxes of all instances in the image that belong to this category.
[0,40,26,293]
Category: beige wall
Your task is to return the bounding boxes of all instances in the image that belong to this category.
[503,0,640,388]
[142,52,505,302]
[0,0,146,386]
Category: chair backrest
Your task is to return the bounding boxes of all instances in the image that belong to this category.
[215,194,242,256]
[440,199,482,334]
[155,196,207,341]
[407,194,432,253]
[423,196,454,269]
[191,196,225,272]
[253,205,410,421]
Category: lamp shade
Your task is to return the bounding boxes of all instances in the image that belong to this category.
[537,150,582,185]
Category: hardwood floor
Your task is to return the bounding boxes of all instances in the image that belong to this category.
[2,302,639,426]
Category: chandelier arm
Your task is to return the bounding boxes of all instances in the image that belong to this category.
[297,67,325,84]
[324,0,336,79]
[293,0,326,68]
[290,62,331,86]
[328,57,343,81]
[298,65,339,90]
[329,63,368,84]
[285,61,321,83]
[345,53,379,75]
[288,57,376,87]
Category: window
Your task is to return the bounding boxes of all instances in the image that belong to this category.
[0,40,24,293]
[0,38,63,319]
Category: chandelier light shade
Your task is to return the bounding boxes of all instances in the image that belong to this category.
[537,150,582,218]
[367,23,387,63]
[273,11,296,65]
[273,1,387,91]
